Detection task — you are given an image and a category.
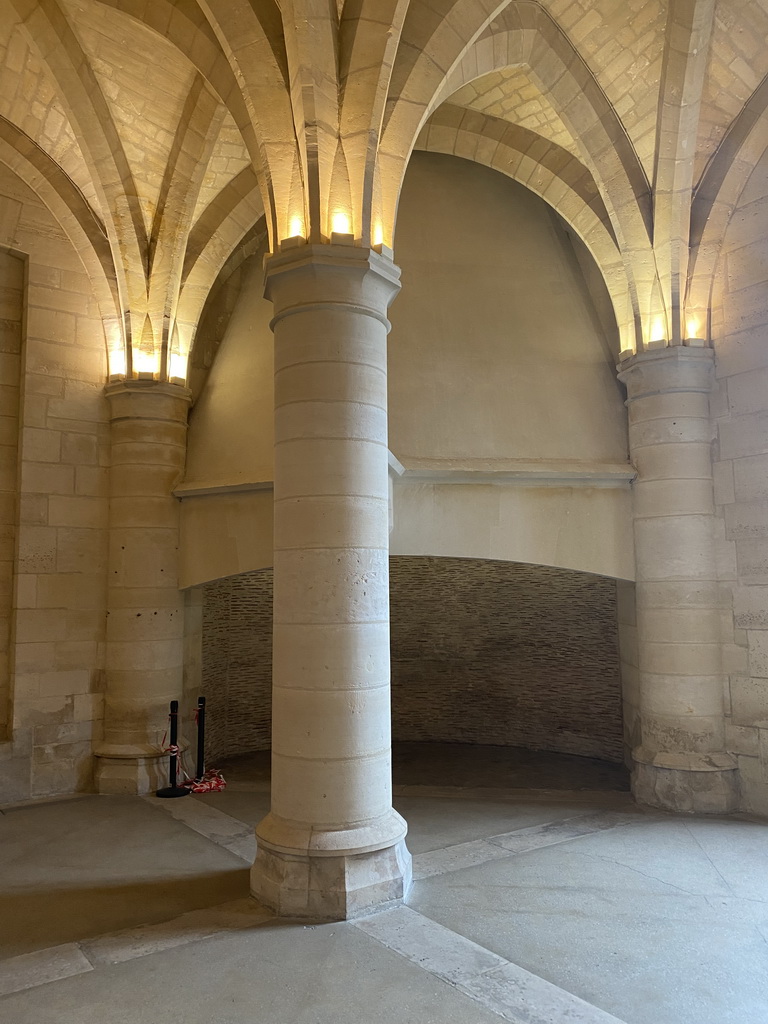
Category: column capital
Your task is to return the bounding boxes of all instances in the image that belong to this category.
[617,346,714,400]
[104,379,191,422]
[263,242,401,327]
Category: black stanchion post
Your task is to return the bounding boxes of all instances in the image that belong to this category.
[196,696,206,781]
[156,699,190,798]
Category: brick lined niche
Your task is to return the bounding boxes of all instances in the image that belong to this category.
[201,557,624,764]
[202,569,273,761]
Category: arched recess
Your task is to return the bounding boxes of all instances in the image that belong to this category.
[381,2,656,351]
[178,148,635,590]
[197,558,631,775]
[418,104,632,352]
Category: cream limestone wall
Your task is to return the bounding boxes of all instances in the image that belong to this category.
[0,163,108,803]
[0,248,23,745]
[389,153,628,466]
[178,252,275,588]
[184,253,274,491]
[712,150,768,816]
[180,153,633,587]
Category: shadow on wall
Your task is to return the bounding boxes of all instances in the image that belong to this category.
[200,558,624,765]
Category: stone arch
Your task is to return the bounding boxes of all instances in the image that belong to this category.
[0,116,120,358]
[9,0,147,365]
[195,0,300,246]
[418,105,633,353]
[687,72,768,332]
[179,167,265,370]
[382,3,657,350]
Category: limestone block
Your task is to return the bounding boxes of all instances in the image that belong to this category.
[251,840,412,921]
[34,720,94,745]
[737,755,768,817]
[21,426,61,463]
[61,432,99,465]
[106,606,184,643]
[636,607,720,644]
[14,574,36,608]
[725,501,768,540]
[48,496,108,529]
[273,547,389,624]
[629,417,712,449]
[73,693,104,723]
[719,411,768,460]
[37,670,92,698]
[272,686,391,761]
[275,439,388,502]
[730,674,768,727]
[736,538,768,583]
[714,532,739,580]
[633,759,739,814]
[108,496,178,530]
[36,573,105,610]
[725,721,760,756]
[16,526,57,574]
[713,460,735,505]
[47,381,106,423]
[733,454,768,501]
[640,709,725,752]
[634,515,717,581]
[640,641,722,677]
[733,585,768,628]
[13,695,72,730]
[55,528,108,574]
[14,609,68,644]
[627,391,706,423]
[74,466,109,496]
[21,462,74,495]
[747,630,768,677]
[722,643,749,675]
[19,495,48,526]
[273,495,388,550]
[65,609,107,642]
[640,673,725,718]
[728,366,768,416]
[633,477,714,517]
[270,751,393,827]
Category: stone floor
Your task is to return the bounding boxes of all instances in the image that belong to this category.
[1,745,767,1023]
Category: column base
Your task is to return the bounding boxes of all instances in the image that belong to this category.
[632,749,739,814]
[251,838,412,921]
[94,743,185,796]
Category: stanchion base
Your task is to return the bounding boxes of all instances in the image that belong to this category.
[156,785,191,799]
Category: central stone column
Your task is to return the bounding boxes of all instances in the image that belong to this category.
[619,347,738,813]
[251,243,411,920]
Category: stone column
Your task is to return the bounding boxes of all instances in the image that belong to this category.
[251,242,411,919]
[618,347,738,812]
[95,381,191,794]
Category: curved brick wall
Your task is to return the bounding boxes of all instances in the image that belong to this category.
[201,557,624,763]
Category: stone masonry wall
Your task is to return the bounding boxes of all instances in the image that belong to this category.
[711,147,768,815]
[202,558,624,764]
[0,163,109,802]
[0,248,23,743]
